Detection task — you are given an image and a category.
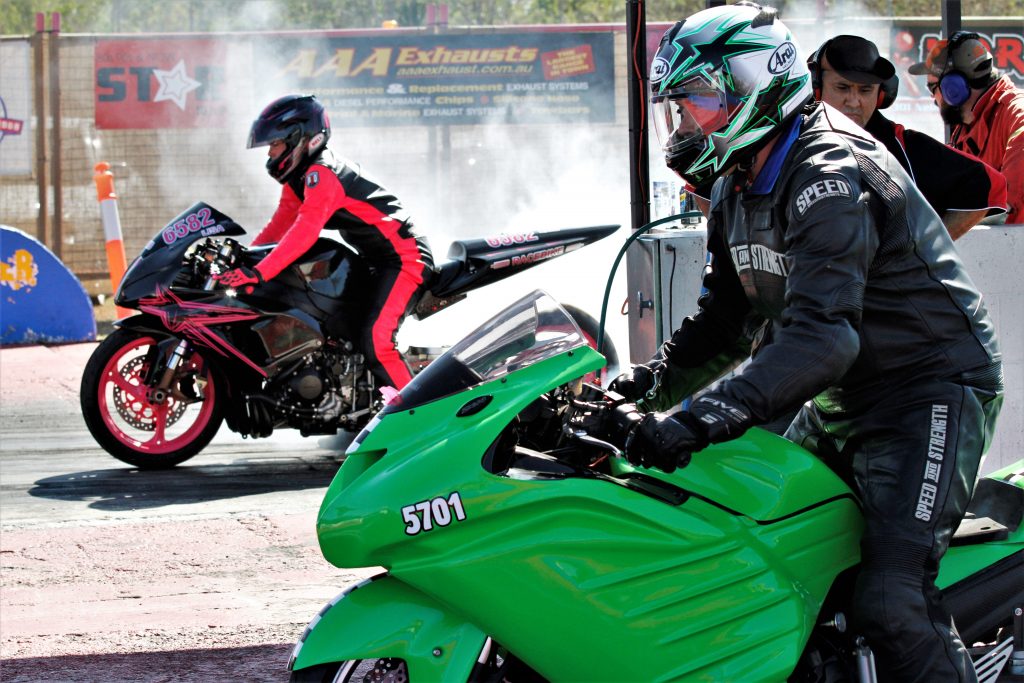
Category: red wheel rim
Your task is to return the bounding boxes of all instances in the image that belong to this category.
[96,336,216,455]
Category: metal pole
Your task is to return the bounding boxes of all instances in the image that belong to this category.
[47,12,63,259]
[941,0,961,36]
[33,13,48,245]
[941,0,961,143]
[626,0,649,232]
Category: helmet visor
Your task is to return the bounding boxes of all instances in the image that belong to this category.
[247,118,286,149]
[652,80,730,157]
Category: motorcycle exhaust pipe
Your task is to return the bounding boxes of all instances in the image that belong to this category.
[1012,605,1024,676]
[855,637,879,683]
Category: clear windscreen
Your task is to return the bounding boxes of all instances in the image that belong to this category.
[380,290,587,415]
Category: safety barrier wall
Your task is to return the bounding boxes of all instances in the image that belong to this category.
[955,226,1024,475]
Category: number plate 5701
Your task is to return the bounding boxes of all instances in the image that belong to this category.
[401,492,467,536]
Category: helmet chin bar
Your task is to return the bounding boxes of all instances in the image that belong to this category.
[267,137,311,184]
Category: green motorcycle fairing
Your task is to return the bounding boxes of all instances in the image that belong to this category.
[300,342,862,681]
[288,572,487,679]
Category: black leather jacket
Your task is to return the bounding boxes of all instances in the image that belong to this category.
[649,102,1002,421]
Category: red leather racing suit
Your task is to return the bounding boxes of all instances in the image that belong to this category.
[251,150,433,389]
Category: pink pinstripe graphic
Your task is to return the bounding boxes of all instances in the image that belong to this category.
[139,287,268,377]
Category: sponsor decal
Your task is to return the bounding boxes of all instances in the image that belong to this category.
[402,492,467,535]
[305,170,320,188]
[0,249,38,291]
[511,245,565,267]
[915,403,948,522]
[542,45,595,80]
[793,175,853,216]
[484,231,539,248]
[695,395,749,422]
[768,41,797,74]
[265,32,614,127]
[729,243,789,277]
[650,57,670,83]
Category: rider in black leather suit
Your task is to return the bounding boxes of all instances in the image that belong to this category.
[614,5,1003,682]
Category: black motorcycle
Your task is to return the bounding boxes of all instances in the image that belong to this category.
[80,202,619,469]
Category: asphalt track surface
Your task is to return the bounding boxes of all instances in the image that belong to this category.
[0,343,374,682]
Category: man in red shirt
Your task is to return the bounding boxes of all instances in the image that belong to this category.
[216,94,434,389]
[910,32,1024,224]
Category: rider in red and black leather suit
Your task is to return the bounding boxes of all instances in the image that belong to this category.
[217,94,433,390]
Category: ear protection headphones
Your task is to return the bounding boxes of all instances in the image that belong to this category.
[938,31,980,107]
[808,38,896,110]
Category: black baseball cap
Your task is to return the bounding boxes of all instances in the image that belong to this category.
[823,35,896,84]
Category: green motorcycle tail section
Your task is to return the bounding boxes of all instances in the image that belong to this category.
[939,460,1024,589]
[314,347,864,681]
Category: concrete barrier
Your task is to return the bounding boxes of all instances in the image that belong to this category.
[955,225,1024,474]
[0,225,96,345]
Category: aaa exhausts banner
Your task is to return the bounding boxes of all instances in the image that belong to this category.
[262,31,615,126]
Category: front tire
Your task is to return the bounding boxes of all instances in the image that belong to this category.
[291,659,409,683]
[80,328,224,469]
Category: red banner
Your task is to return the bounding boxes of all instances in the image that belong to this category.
[95,39,229,129]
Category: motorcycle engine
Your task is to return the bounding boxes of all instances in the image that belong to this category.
[269,344,372,434]
[289,366,324,401]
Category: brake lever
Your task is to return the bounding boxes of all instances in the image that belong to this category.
[562,425,624,460]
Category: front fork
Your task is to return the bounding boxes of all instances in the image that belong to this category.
[144,338,194,404]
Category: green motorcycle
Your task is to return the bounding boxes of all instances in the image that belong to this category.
[289,291,1023,682]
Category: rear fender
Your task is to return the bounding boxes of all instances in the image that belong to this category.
[289,573,487,681]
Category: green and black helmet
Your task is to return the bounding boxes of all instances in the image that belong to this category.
[650,3,812,187]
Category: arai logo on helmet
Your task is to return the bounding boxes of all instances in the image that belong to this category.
[650,57,670,84]
[768,41,797,74]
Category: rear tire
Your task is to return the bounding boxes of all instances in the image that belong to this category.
[80,328,224,469]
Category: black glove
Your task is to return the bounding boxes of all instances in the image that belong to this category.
[609,360,664,402]
[688,392,752,443]
[623,393,752,473]
[625,411,704,473]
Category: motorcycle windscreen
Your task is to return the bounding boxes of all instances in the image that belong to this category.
[381,290,587,415]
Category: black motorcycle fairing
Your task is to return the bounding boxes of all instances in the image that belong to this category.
[117,202,245,306]
[237,237,372,345]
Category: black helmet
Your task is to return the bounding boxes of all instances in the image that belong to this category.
[247,94,330,184]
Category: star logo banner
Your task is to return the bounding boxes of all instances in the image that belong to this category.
[94,39,230,129]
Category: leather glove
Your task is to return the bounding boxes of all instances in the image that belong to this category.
[214,265,264,291]
[625,411,704,473]
[609,360,664,402]
[623,392,753,473]
[688,392,752,443]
